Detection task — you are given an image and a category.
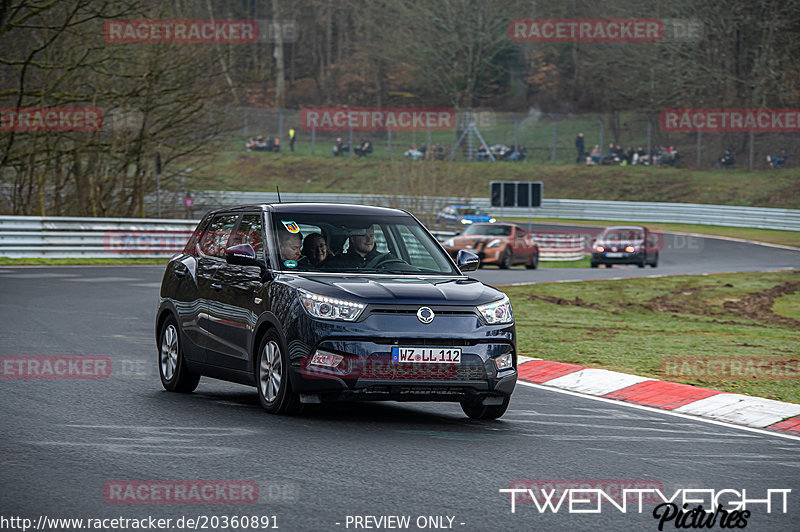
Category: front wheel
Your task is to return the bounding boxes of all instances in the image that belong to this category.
[499,248,512,269]
[461,396,511,420]
[649,252,659,268]
[158,315,200,393]
[525,252,539,270]
[256,330,303,415]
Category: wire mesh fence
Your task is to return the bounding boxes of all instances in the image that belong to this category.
[233,107,799,170]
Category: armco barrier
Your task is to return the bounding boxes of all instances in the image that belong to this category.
[0,215,585,260]
[180,192,800,232]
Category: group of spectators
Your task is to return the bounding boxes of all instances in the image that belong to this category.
[245,128,297,153]
[577,134,680,167]
[333,138,373,157]
[476,144,526,162]
[404,142,447,161]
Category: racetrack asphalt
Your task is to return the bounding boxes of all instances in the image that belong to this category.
[1,233,799,531]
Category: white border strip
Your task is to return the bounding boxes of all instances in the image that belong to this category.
[516,380,800,443]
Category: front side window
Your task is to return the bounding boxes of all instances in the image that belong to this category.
[231,214,265,257]
[270,213,459,275]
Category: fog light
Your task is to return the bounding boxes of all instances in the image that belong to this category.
[495,353,513,371]
[310,350,343,368]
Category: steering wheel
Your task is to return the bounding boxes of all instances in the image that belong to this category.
[364,252,407,270]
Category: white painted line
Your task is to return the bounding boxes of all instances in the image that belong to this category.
[517,355,541,364]
[673,394,800,429]
[542,368,653,396]
[516,380,800,442]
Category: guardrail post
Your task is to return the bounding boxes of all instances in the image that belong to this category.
[696,131,702,168]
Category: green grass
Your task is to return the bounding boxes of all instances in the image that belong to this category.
[0,257,168,266]
[503,270,800,404]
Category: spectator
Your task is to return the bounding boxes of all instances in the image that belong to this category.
[354,139,373,158]
[575,133,585,163]
[183,192,194,219]
[405,145,423,160]
[715,149,735,169]
[588,144,602,165]
[767,149,788,169]
[288,128,296,152]
[509,145,526,162]
[332,137,350,156]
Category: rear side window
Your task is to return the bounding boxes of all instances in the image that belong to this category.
[198,214,239,258]
[231,214,265,256]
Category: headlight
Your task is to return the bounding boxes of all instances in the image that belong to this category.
[487,239,502,248]
[596,246,605,252]
[477,295,513,325]
[460,219,473,224]
[298,288,365,321]
[444,238,455,247]
[489,218,497,223]
[625,245,635,253]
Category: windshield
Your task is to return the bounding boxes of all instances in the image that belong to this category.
[462,224,512,236]
[456,206,481,215]
[601,228,644,241]
[271,212,459,275]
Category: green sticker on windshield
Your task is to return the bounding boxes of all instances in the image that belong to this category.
[283,260,297,268]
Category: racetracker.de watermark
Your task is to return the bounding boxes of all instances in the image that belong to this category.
[104,481,258,504]
[661,356,799,380]
[104,19,297,43]
[1,107,103,132]
[509,18,702,43]
[660,108,800,132]
[300,107,456,131]
[1,356,111,379]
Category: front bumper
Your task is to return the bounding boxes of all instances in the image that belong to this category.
[591,251,644,264]
[285,311,517,402]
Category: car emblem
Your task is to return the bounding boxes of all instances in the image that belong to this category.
[417,307,435,324]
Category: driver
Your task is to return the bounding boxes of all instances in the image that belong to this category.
[326,224,400,269]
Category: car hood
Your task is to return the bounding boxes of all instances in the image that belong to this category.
[283,274,505,306]
[450,235,507,246]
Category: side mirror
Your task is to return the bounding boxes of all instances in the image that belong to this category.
[225,244,264,271]
[456,249,480,272]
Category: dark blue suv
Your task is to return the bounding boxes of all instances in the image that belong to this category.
[156,203,516,419]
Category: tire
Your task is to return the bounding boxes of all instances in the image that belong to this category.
[256,330,303,415]
[158,315,200,393]
[637,259,646,268]
[499,248,512,269]
[525,252,539,270]
[460,396,511,420]
[590,262,598,268]
[650,252,659,268]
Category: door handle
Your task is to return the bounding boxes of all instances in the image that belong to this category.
[211,283,223,291]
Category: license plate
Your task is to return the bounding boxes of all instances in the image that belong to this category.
[605,252,623,257]
[391,347,461,364]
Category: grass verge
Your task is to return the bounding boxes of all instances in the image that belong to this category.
[503,270,800,404]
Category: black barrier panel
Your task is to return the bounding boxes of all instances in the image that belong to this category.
[490,182,502,207]
[532,182,542,207]
[517,183,530,207]
[503,183,515,207]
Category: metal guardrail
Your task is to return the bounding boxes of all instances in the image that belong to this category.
[185,192,800,232]
[0,215,584,260]
[2,194,797,258]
